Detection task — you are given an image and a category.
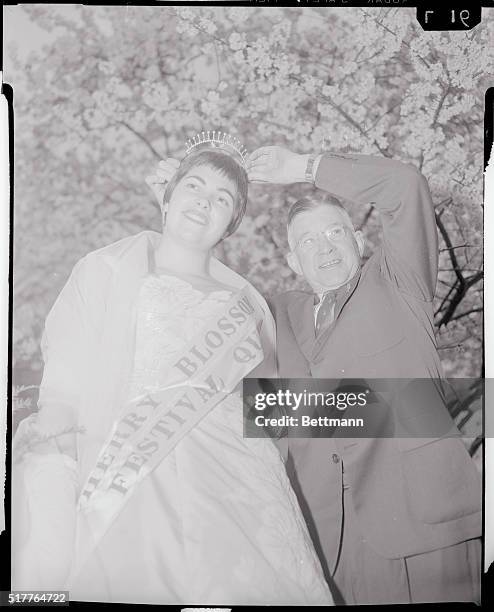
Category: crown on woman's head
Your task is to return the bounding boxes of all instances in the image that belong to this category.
[185,130,248,167]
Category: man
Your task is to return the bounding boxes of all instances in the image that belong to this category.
[246,146,482,604]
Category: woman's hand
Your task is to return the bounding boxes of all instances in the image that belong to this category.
[246,146,310,184]
[145,158,180,207]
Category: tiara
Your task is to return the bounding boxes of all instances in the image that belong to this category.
[184,130,248,166]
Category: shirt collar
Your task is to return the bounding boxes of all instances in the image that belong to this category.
[313,267,361,306]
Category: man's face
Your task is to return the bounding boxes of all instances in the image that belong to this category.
[287,205,364,293]
[163,165,237,250]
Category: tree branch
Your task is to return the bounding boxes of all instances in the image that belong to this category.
[117,120,163,159]
[449,307,483,323]
[436,270,483,328]
[436,212,463,285]
[289,74,389,156]
[437,335,471,351]
[434,211,483,327]
[435,279,459,316]
[431,85,451,128]
[361,10,430,69]
[357,205,375,230]
[439,244,472,253]
[364,101,402,134]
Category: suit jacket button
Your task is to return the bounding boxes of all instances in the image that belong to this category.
[332,453,340,463]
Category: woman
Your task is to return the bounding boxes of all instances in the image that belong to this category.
[12,133,334,606]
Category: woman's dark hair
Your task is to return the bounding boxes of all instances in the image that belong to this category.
[163,149,248,237]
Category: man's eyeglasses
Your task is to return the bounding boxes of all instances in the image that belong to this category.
[295,225,350,252]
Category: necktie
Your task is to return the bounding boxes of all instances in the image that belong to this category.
[315,291,337,336]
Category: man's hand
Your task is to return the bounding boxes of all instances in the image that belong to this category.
[145,158,180,207]
[247,146,310,184]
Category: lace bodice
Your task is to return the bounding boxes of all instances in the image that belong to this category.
[16,272,333,606]
[128,273,233,400]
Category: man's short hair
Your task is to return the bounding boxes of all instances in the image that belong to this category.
[164,149,248,237]
[287,192,353,230]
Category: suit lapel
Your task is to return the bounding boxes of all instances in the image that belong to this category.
[287,293,316,362]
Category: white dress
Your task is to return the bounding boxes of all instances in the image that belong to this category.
[66,274,334,605]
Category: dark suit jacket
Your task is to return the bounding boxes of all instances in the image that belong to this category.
[272,153,481,575]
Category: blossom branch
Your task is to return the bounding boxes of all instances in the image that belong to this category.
[117,120,163,159]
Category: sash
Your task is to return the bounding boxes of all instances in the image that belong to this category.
[69,287,264,582]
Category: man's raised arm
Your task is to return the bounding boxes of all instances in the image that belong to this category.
[248,147,438,301]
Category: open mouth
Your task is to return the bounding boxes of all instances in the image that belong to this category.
[319,259,342,269]
[183,210,209,226]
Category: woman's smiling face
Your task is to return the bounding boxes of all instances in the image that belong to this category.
[163,164,237,250]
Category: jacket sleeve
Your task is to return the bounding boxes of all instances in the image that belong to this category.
[314,154,438,301]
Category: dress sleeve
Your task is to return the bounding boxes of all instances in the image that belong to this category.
[12,255,109,590]
[314,154,438,301]
[37,259,90,438]
[21,255,108,458]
